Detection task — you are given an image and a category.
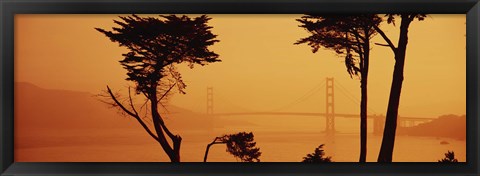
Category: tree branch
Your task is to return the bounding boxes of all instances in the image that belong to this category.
[157,82,177,102]
[408,14,416,22]
[128,87,140,116]
[204,137,227,162]
[106,85,160,143]
[140,98,150,115]
[153,82,181,142]
[353,32,364,61]
[156,112,179,143]
[373,25,397,53]
[348,28,366,41]
[374,43,391,47]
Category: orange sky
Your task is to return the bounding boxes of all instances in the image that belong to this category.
[15,14,466,118]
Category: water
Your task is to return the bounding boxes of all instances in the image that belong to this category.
[202,130,466,162]
[15,128,466,162]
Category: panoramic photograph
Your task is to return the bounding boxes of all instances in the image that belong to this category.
[14,14,465,162]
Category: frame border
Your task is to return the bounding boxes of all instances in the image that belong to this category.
[1,0,479,175]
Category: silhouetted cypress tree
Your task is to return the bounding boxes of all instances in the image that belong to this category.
[296,15,381,162]
[302,144,332,163]
[374,14,427,162]
[438,151,458,162]
[96,14,220,162]
[204,132,261,162]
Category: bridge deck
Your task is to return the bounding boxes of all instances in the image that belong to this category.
[211,112,435,121]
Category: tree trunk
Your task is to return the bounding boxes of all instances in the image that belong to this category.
[150,91,181,162]
[359,42,369,163]
[158,107,181,162]
[204,143,214,162]
[204,139,225,162]
[377,15,412,162]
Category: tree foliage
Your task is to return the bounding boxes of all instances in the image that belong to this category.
[96,14,220,95]
[223,132,261,162]
[96,14,220,162]
[438,151,458,163]
[302,144,332,163]
[295,15,381,78]
[204,132,261,162]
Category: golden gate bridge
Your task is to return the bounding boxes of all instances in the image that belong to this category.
[206,77,435,136]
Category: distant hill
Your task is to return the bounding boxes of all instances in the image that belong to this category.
[14,82,258,161]
[16,82,134,131]
[15,82,253,147]
[397,114,466,140]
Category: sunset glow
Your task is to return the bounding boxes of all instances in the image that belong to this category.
[14,14,466,162]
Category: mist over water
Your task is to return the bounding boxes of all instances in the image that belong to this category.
[16,115,466,162]
[207,115,466,162]
[14,82,465,162]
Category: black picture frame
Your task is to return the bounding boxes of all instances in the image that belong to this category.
[1,0,479,175]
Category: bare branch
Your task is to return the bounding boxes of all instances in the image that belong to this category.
[105,88,136,117]
[374,43,391,47]
[128,87,140,116]
[140,99,150,113]
[106,85,160,143]
[157,82,177,102]
[159,103,170,114]
[373,25,397,53]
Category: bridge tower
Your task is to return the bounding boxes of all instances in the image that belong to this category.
[207,87,214,115]
[325,77,335,136]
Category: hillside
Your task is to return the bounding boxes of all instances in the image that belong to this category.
[15,82,253,130]
[14,82,253,152]
[397,114,466,140]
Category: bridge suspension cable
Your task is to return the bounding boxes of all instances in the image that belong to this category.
[267,79,326,112]
[212,90,257,113]
[334,80,378,114]
[208,78,379,115]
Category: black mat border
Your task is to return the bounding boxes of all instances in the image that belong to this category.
[1,0,479,175]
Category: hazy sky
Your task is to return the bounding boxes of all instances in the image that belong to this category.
[15,14,466,118]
